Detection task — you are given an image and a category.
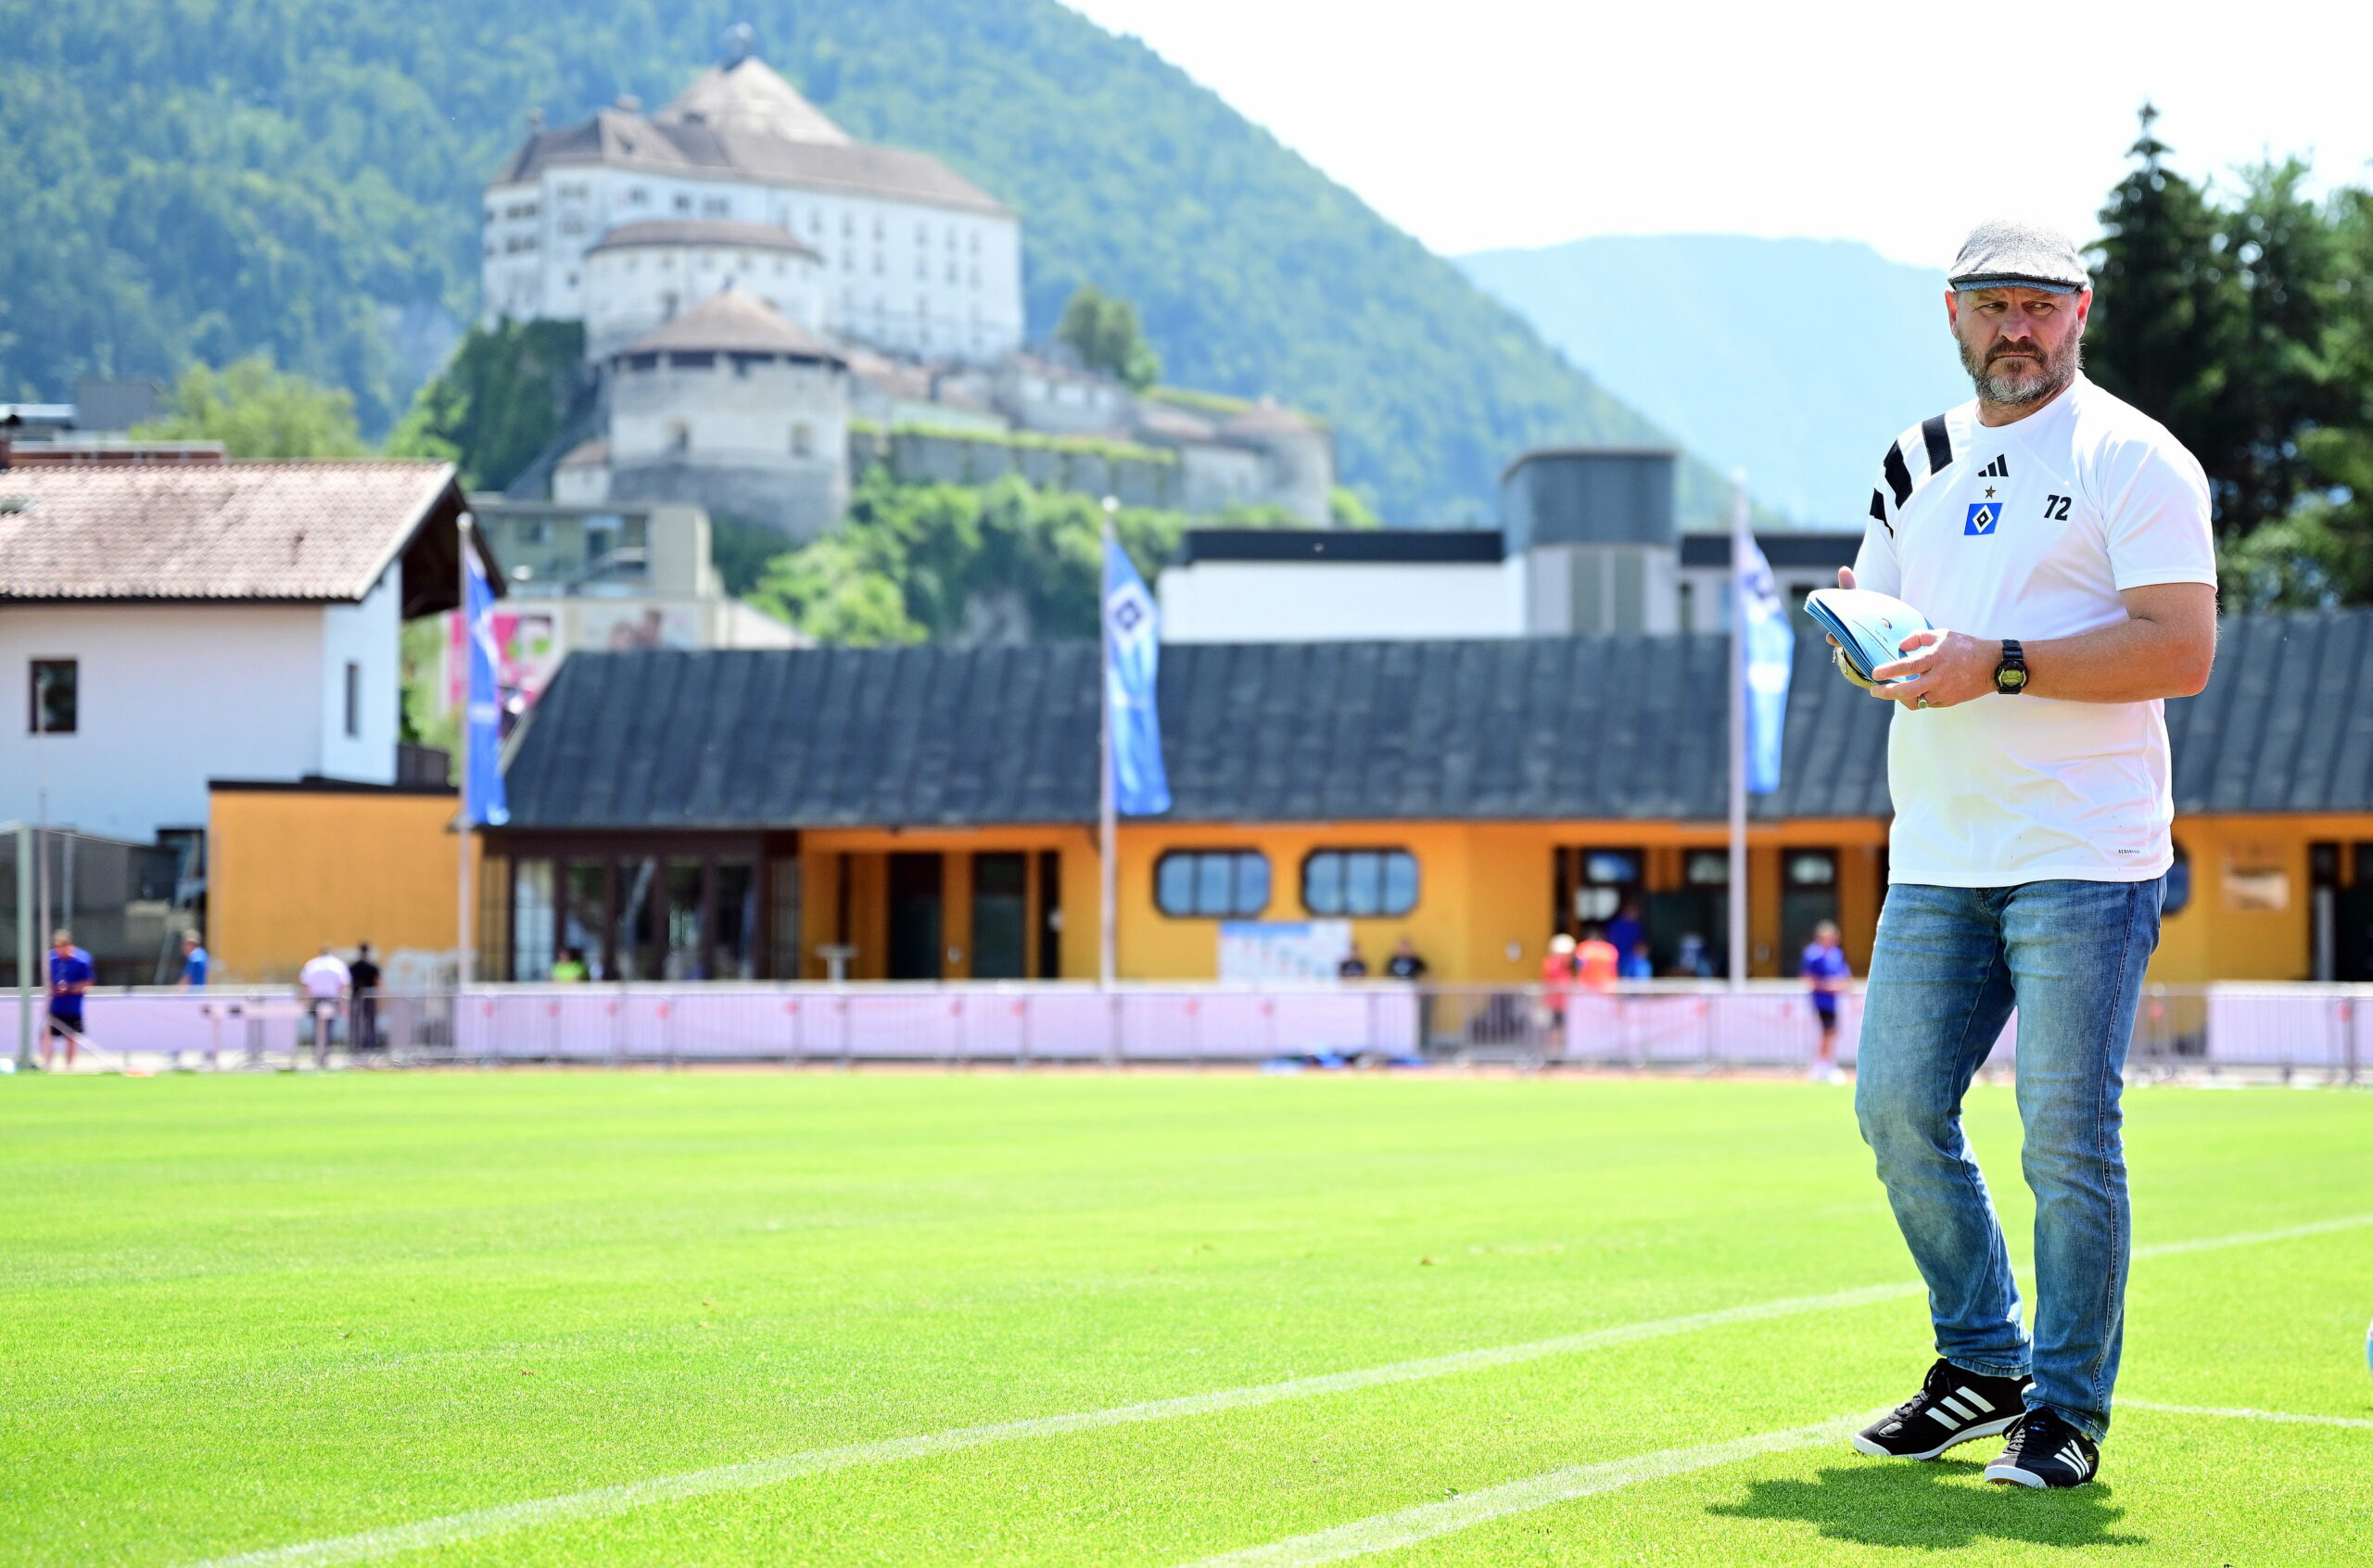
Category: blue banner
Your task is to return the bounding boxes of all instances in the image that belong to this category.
[1102,537,1172,816]
[1738,532,1794,795]
[462,538,510,827]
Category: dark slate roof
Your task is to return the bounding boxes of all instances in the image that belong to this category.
[1177,529,1504,565]
[1679,531,1864,569]
[499,613,2373,830]
[2169,611,2373,814]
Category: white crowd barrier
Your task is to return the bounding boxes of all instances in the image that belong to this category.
[7,982,2363,1080]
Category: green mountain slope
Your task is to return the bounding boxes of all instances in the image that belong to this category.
[0,0,1723,523]
[1459,235,1972,526]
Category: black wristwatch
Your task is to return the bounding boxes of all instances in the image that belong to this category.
[1994,639,2029,695]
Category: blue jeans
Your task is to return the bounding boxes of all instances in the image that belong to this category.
[1855,878,2162,1442]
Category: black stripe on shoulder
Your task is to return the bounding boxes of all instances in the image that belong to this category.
[1868,487,1891,536]
[1881,442,1913,508]
[1921,414,1953,474]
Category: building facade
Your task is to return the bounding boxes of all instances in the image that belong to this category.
[475,619,2373,989]
[482,46,1023,363]
[0,462,486,845]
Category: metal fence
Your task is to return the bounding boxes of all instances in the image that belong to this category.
[10,981,2367,1082]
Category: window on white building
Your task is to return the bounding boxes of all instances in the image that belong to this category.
[666,420,690,452]
[790,424,812,457]
[674,194,692,212]
[29,659,75,734]
[343,662,362,739]
[628,186,649,205]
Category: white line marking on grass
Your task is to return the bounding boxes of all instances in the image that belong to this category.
[1176,1414,1875,1568]
[2123,1399,2373,1430]
[176,1211,2373,1568]
[2128,1211,2373,1259]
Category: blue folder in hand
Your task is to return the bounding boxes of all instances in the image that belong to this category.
[1803,588,1933,687]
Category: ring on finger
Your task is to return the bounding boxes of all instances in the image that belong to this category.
[1915,695,1931,709]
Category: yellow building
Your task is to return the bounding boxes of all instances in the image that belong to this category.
[209,781,482,982]
[465,621,2373,987]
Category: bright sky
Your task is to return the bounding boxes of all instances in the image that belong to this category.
[1063,0,2373,267]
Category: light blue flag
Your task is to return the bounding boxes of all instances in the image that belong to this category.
[462,540,510,827]
[1102,537,1172,816]
[1738,531,1794,795]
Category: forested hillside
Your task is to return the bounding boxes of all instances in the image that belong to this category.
[0,0,1723,522]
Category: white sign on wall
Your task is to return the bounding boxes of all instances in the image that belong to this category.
[1217,920,1353,982]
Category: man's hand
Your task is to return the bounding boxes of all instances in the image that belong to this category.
[1870,628,1999,708]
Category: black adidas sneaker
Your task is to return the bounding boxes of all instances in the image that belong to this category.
[1851,1358,2030,1461]
[1985,1408,2100,1488]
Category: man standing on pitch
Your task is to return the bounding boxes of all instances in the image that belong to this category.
[1841,221,2217,1489]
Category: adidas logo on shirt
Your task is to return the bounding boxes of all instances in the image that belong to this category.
[1978,455,2010,478]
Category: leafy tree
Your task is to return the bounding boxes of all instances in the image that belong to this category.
[1328,486,1382,529]
[750,469,1213,645]
[1055,284,1161,390]
[708,513,796,598]
[2087,105,2249,526]
[132,356,370,457]
[386,320,587,490]
[2227,186,2373,607]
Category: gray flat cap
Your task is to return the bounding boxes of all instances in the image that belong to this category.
[1948,219,2090,295]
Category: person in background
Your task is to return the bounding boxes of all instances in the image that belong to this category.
[551,947,590,983]
[1673,932,1714,979]
[1802,919,1852,1084]
[44,929,93,1071]
[349,942,382,1056]
[1605,901,1644,967]
[1540,931,1578,1045]
[1387,935,1432,1049]
[1337,947,1370,979]
[1619,941,1655,981]
[298,945,350,1069]
[1575,922,1620,993]
[175,931,209,988]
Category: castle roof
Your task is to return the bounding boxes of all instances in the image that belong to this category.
[588,219,821,259]
[618,288,844,362]
[492,60,1008,218]
[654,56,851,145]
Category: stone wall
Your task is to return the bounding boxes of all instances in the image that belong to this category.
[848,426,1180,509]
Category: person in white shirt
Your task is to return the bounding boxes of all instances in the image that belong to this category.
[298,946,352,1069]
[1838,221,2217,1492]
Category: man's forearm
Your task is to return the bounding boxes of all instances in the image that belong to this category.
[2025,615,2214,702]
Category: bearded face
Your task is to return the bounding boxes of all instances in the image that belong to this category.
[1953,288,2085,407]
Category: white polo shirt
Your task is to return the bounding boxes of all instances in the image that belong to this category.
[1853,373,2216,887]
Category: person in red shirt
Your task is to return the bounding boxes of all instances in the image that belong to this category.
[1575,923,1620,993]
[1539,932,1577,1045]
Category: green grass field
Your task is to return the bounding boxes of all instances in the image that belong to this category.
[4,1070,2369,1566]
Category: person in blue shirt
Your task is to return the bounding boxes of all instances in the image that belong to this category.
[176,931,209,988]
[1605,903,1644,967]
[1801,920,1852,1083]
[44,929,95,1071]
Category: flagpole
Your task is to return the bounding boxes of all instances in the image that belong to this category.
[1726,473,1749,993]
[456,510,476,993]
[1098,498,1119,991]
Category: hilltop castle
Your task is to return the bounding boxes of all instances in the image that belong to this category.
[482,34,1331,537]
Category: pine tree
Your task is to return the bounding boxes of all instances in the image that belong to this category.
[2087,104,2250,531]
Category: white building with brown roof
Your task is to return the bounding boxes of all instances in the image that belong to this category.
[483,41,1022,363]
[0,462,489,842]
